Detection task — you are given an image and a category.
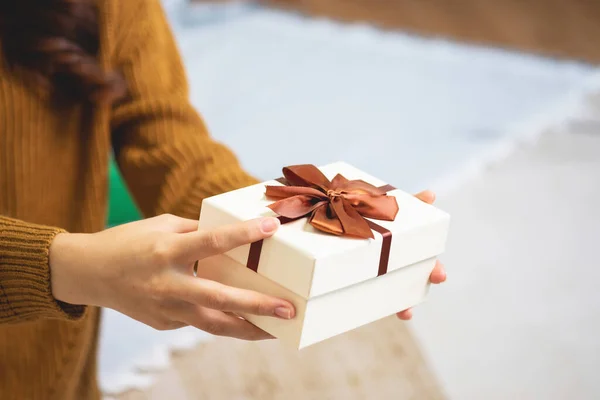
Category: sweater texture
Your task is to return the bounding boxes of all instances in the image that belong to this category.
[0,0,257,398]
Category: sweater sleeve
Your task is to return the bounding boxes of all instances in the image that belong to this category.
[110,0,258,221]
[0,216,86,324]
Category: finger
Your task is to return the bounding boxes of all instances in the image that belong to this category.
[173,217,280,263]
[177,276,295,319]
[430,260,447,284]
[147,214,199,233]
[396,308,413,320]
[124,310,188,331]
[179,305,274,341]
[414,190,436,205]
[172,218,200,234]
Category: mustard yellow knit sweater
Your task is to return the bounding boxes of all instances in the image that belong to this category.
[0,0,256,398]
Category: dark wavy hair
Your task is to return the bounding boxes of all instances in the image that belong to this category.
[0,0,126,104]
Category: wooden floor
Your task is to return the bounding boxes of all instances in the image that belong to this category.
[266,0,600,64]
[115,316,445,399]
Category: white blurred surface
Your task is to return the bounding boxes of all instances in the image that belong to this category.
[98,4,600,395]
[176,8,596,190]
[410,126,600,400]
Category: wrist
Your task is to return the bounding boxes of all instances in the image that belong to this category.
[49,232,100,307]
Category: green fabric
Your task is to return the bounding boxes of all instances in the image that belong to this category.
[107,159,141,227]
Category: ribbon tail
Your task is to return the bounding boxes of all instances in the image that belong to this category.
[309,204,344,236]
[330,197,374,239]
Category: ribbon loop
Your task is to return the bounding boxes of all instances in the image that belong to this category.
[266,164,398,239]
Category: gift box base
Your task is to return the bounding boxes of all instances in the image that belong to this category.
[197,254,437,349]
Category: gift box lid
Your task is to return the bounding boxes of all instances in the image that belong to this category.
[199,162,450,299]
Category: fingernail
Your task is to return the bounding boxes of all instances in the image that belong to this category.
[261,217,280,234]
[274,306,292,319]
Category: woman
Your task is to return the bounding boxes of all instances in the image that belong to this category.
[0,0,446,398]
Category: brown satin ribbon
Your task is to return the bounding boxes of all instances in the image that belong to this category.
[366,220,393,277]
[265,165,398,239]
[247,171,396,277]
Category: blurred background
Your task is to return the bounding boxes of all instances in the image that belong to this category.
[103,1,600,399]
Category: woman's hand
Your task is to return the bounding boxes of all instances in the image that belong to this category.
[49,214,295,341]
[396,190,447,320]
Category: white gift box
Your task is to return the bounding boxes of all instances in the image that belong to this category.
[197,162,450,349]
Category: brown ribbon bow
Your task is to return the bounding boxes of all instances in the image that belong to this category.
[265,165,399,239]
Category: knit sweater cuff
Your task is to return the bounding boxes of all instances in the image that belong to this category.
[0,217,87,323]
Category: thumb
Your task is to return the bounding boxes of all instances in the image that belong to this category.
[172,217,280,264]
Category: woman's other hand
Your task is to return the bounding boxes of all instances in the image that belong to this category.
[396,190,447,320]
[49,214,295,340]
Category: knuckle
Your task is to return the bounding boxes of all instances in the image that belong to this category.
[147,275,172,302]
[203,231,223,250]
[150,239,173,265]
[204,290,227,310]
[243,223,257,242]
[255,300,272,316]
[160,213,177,224]
[151,283,167,300]
[157,213,184,230]
[202,320,225,336]
[240,219,263,239]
